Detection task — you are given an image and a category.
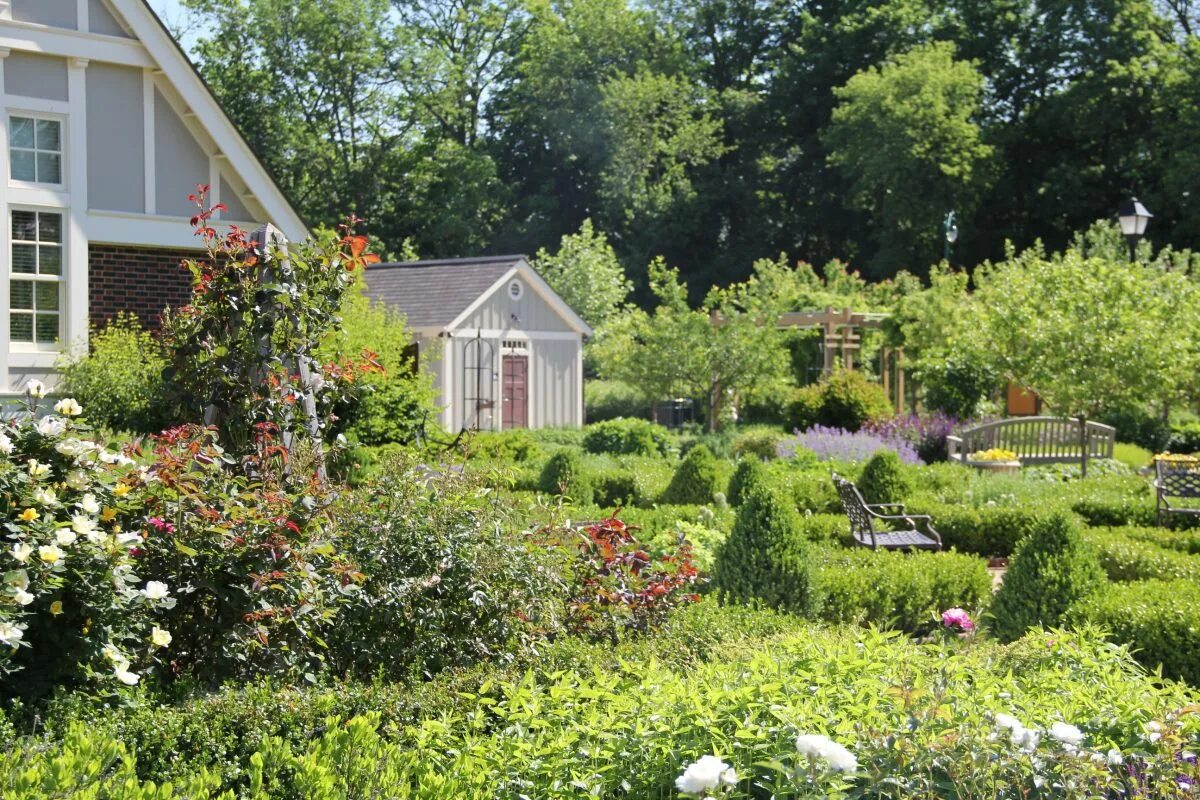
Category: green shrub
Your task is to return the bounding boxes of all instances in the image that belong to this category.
[857,450,913,504]
[56,312,171,434]
[661,444,723,505]
[727,458,767,507]
[919,356,997,419]
[988,512,1105,642]
[325,456,563,678]
[587,460,640,508]
[585,379,651,423]
[796,514,852,544]
[1082,529,1200,583]
[904,501,1048,556]
[731,428,784,461]
[1069,579,1200,684]
[712,485,822,616]
[1122,525,1200,555]
[582,417,669,456]
[785,369,893,432]
[539,449,593,504]
[816,548,992,633]
[469,430,542,462]
[1167,420,1200,454]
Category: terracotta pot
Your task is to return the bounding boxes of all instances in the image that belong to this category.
[966,460,1021,474]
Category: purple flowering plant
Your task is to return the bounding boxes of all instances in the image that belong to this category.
[778,425,923,465]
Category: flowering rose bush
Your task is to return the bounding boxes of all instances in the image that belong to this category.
[0,388,170,698]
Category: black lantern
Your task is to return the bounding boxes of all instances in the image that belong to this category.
[1117,197,1152,262]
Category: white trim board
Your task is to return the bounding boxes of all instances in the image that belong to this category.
[444,259,592,337]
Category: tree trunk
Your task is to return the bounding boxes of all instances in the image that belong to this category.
[1079,415,1089,479]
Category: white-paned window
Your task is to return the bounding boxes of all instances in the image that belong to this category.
[10,209,63,347]
[9,116,63,185]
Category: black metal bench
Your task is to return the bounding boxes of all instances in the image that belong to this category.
[1154,460,1200,527]
[833,473,942,551]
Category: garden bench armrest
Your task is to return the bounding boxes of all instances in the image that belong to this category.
[867,503,906,513]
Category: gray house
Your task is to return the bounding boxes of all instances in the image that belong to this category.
[363,256,591,432]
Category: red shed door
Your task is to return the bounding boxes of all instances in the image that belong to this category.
[502,354,528,429]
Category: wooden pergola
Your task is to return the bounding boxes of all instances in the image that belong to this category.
[777,307,906,412]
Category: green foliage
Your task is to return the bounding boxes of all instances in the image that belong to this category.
[661,444,722,505]
[532,219,631,331]
[582,417,668,456]
[815,548,992,633]
[322,277,436,446]
[1082,529,1200,583]
[468,430,541,463]
[920,356,997,419]
[730,428,784,461]
[786,369,894,432]
[904,503,1047,556]
[56,313,171,435]
[1069,579,1200,685]
[324,455,561,678]
[713,485,822,616]
[857,450,913,504]
[584,379,651,423]
[988,512,1105,642]
[727,458,767,507]
[1112,442,1154,470]
[1168,421,1200,454]
[825,42,995,271]
[539,449,593,504]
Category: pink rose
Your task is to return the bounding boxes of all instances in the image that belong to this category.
[942,607,974,631]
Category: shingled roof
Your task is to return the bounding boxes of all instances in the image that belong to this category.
[361,256,526,330]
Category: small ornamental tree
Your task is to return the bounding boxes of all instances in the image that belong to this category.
[858,450,912,504]
[662,444,723,505]
[161,189,382,473]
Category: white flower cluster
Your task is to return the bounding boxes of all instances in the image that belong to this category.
[992,713,1122,765]
[675,755,738,797]
[795,733,858,773]
[0,394,169,686]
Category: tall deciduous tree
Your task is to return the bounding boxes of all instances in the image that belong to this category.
[824,42,995,275]
[531,219,631,330]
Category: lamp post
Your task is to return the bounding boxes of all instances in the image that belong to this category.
[1117,197,1153,262]
[943,211,959,263]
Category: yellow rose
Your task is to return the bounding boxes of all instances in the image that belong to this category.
[113,484,131,498]
[19,508,38,522]
[100,507,118,524]
[49,600,63,616]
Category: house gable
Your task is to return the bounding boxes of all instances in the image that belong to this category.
[450,262,592,337]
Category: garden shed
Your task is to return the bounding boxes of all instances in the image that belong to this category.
[363,255,591,432]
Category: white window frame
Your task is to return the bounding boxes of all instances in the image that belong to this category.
[8,205,66,353]
[7,111,66,190]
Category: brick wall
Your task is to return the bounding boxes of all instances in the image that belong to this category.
[88,245,199,330]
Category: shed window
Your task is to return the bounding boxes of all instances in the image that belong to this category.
[9,116,62,185]
[10,209,63,347]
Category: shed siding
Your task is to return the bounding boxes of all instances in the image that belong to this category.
[87,63,145,213]
[12,0,76,28]
[462,281,575,333]
[532,339,579,428]
[4,53,69,101]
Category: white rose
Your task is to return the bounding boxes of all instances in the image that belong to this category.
[27,460,50,479]
[37,544,63,564]
[0,434,12,455]
[55,530,77,547]
[11,543,32,563]
[0,621,24,647]
[12,589,33,606]
[675,755,736,795]
[71,515,98,536]
[33,487,57,506]
[150,627,172,648]
[25,380,45,399]
[5,570,28,591]
[54,398,82,417]
[141,581,170,601]
[78,494,101,515]
[65,470,89,490]
[114,667,140,686]
[795,734,858,773]
[35,416,66,438]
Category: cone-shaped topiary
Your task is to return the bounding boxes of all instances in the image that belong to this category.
[661,444,722,505]
[727,458,768,507]
[539,449,594,505]
[988,511,1105,642]
[858,450,913,505]
[712,484,822,616]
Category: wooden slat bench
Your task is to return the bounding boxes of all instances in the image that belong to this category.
[946,417,1115,466]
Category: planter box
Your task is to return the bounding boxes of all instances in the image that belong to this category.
[966,460,1022,474]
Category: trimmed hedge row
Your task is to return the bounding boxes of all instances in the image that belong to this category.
[1069,579,1200,685]
[1083,529,1200,582]
[815,547,992,633]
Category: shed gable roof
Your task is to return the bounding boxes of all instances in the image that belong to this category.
[362,255,591,335]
